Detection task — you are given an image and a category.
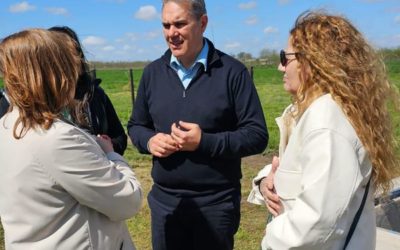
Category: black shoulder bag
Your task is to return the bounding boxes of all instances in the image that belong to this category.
[343,176,372,249]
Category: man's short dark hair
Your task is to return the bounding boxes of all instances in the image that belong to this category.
[162,0,207,20]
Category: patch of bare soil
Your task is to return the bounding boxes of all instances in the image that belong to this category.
[242,152,275,168]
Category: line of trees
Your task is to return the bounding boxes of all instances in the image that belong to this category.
[232,47,400,67]
[89,48,400,70]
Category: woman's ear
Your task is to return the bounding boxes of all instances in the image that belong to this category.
[298,61,311,87]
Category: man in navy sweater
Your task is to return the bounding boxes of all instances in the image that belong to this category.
[127,0,268,249]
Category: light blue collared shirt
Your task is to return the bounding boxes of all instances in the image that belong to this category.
[170,39,209,89]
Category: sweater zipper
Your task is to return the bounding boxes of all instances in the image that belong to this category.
[183,90,186,98]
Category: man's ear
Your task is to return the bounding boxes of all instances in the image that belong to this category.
[200,15,208,33]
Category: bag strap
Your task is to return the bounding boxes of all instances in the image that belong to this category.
[343,176,372,249]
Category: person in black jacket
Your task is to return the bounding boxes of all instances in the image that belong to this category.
[86,78,128,155]
[0,26,127,155]
[127,1,268,249]
[0,89,8,118]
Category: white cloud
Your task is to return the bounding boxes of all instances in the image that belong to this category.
[125,32,140,41]
[45,7,69,16]
[153,44,166,50]
[9,1,36,13]
[238,1,257,10]
[145,30,161,39]
[134,5,159,21]
[115,38,125,43]
[225,42,241,49]
[395,15,400,24]
[102,46,115,51]
[264,26,278,34]
[83,36,106,46]
[245,16,258,25]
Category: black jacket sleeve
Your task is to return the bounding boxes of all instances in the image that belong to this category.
[0,95,10,119]
[103,93,127,155]
[197,68,268,158]
[90,86,127,155]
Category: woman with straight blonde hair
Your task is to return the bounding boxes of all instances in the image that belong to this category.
[248,11,399,249]
[0,29,142,250]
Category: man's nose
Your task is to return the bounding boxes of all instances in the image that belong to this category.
[168,26,178,37]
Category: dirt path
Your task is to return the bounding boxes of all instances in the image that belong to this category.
[242,152,274,168]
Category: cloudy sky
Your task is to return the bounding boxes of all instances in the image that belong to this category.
[1,0,399,62]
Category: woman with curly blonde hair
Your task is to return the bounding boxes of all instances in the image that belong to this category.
[248,10,399,249]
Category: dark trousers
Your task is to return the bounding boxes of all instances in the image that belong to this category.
[148,186,241,250]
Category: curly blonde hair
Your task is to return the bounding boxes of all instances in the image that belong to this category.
[290,11,399,193]
[0,29,82,139]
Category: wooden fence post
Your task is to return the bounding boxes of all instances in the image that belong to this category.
[129,68,135,106]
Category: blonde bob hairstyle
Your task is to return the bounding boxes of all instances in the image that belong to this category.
[0,29,82,139]
[289,11,399,193]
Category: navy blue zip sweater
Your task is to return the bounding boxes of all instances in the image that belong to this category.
[127,39,268,194]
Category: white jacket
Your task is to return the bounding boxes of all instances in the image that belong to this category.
[0,109,143,250]
[248,94,375,250]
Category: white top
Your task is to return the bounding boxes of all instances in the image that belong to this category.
[249,94,375,250]
[0,109,143,250]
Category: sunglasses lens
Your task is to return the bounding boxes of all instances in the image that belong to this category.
[280,50,287,66]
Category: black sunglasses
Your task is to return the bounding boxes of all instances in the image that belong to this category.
[280,50,298,66]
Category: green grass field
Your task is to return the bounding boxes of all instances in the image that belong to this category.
[0,62,399,249]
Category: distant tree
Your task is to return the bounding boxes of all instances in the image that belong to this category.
[236,52,253,62]
[90,61,150,69]
[259,48,279,65]
[259,48,275,59]
[379,47,400,61]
